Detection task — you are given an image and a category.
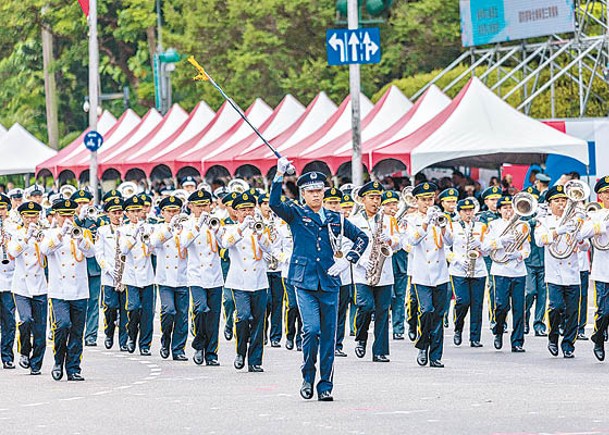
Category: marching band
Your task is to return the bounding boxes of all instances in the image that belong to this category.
[1,160,609,401]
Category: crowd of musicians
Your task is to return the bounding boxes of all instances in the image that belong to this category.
[0,162,609,399]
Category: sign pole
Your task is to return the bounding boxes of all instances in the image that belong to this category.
[88,0,99,204]
[348,0,362,186]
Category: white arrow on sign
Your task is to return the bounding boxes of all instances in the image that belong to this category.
[348,33,360,62]
[363,32,379,61]
[329,33,346,62]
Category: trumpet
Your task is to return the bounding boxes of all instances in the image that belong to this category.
[428,206,448,228]
[549,180,589,259]
[85,205,98,220]
[170,214,190,233]
[198,212,221,231]
[490,192,537,264]
[253,220,265,235]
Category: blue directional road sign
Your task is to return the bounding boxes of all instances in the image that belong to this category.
[83,130,104,152]
[326,28,381,66]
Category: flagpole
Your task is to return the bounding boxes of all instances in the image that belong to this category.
[88,0,99,204]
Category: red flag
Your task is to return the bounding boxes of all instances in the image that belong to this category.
[77,0,89,16]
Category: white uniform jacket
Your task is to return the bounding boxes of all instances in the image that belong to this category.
[8,227,46,297]
[222,226,272,291]
[448,220,489,278]
[119,222,155,288]
[179,218,224,289]
[582,211,609,282]
[482,218,530,277]
[150,223,188,288]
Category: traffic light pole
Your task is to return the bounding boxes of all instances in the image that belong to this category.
[348,0,363,187]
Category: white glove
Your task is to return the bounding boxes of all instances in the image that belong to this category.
[263,252,273,263]
[469,238,482,250]
[423,208,436,225]
[61,221,72,236]
[506,251,521,261]
[26,223,37,239]
[499,233,516,246]
[111,269,121,283]
[556,220,577,236]
[78,206,88,221]
[239,216,254,232]
[328,257,350,276]
[380,233,393,244]
[277,157,294,175]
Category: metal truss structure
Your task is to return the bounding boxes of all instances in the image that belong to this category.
[413,1,609,118]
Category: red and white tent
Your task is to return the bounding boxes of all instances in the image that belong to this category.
[293,85,413,173]
[370,78,589,174]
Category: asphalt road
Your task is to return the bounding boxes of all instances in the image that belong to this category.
[1,307,609,435]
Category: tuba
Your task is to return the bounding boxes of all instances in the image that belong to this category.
[549,180,589,259]
[587,202,609,250]
[351,186,364,216]
[490,192,537,264]
[117,181,138,199]
[395,186,417,225]
[228,178,250,194]
[59,184,77,199]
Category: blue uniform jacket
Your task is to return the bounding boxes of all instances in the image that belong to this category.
[269,180,368,293]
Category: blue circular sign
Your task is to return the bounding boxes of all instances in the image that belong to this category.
[84,131,104,152]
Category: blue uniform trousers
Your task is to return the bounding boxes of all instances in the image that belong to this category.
[84,274,101,343]
[336,284,352,351]
[295,286,338,395]
[484,257,497,328]
[349,284,357,335]
[547,283,580,353]
[0,291,15,363]
[233,289,267,366]
[125,285,154,351]
[579,271,590,335]
[355,284,392,356]
[283,280,302,347]
[50,298,87,376]
[265,272,284,343]
[159,285,189,357]
[190,286,222,362]
[591,281,609,345]
[101,285,128,346]
[391,272,408,335]
[406,278,418,334]
[451,276,485,342]
[221,261,234,334]
[492,275,526,347]
[15,294,46,371]
[525,265,546,334]
[413,283,448,361]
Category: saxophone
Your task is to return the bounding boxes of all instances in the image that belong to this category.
[464,221,479,278]
[365,210,393,286]
[112,225,126,292]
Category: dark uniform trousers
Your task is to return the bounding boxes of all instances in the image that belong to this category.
[484,256,497,328]
[413,283,448,361]
[283,280,302,348]
[451,276,485,342]
[492,275,526,347]
[0,291,16,363]
[406,278,418,334]
[159,285,189,357]
[591,281,609,346]
[266,271,284,343]
[355,283,392,356]
[50,298,87,376]
[336,283,352,351]
[547,283,580,353]
[220,257,235,336]
[391,250,408,335]
[125,285,154,350]
[190,286,222,362]
[525,265,546,334]
[102,285,128,345]
[85,273,101,343]
[233,289,267,366]
[15,294,46,370]
[296,286,338,395]
[579,271,590,335]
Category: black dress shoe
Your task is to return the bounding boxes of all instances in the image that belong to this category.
[140,348,151,356]
[248,365,264,372]
[126,339,136,354]
[84,340,97,347]
[51,364,63,381]
[372,355,390,362]
[296,344,302,352]
[417,348,428,366]
[120,345,129,352]
[193,350,204,365]
[577,333,589,341]
[173,354,188,361]
[454,330,462,346]
[354,341,366,358]
[593,344,605,362]
[285,339,294,350]
[224,327,233,341]
[19,355,30,369]
[160,347,170,359]
[524,324,529,335]
[318,391,334,402]
[67,373,85,381]
[470,341,483,348]
[30,369,41,376]
[104,336,113,349]
[535,330,547,337]
[234,354,245,370]
[300,381,313,399]
[511,346,526,353]
[206,359,220,366]
[3,361,15,369]
[270,341,281,348]
[563,350,575,359]
[408,329,417,342]
[334,349,347,357]
[493,334,503,350]
[393,333,404,340]
[547,342,559,357]
[429,360,444,368]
